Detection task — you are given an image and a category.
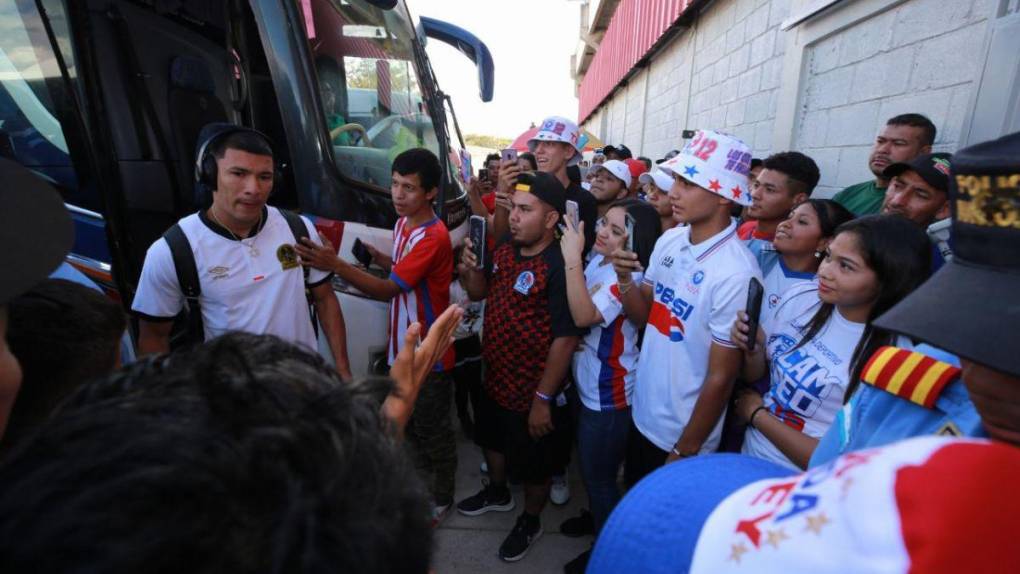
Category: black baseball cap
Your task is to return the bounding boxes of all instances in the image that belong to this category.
[874,132,1020,376]
[0,158,74,305]
[513,171,566,214]
[602,144,633,160]
[655,149,681,164]
[882,152,953,194]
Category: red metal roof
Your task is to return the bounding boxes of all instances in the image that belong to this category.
[578,0,695,123]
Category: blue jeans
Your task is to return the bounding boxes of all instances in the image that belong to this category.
[576,405,631,535]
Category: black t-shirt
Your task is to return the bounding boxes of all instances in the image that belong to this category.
[482,238,585,412]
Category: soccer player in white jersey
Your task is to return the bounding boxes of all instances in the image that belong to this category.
[611,130,760,484]
[132,125,352,379]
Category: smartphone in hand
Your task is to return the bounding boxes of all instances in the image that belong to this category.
[479,168,489,181]
[625,212,635,253]
[745,277,765,352]
[352,238,374,268]
[469,215,486,269]
[565,199,580,230]
[501,148,518,164]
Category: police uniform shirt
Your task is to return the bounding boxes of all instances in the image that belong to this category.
[808,343,984,468]
[132,207,332,350]
[632,220,761,453]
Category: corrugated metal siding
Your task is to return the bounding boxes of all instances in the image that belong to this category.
[578,0,694,123]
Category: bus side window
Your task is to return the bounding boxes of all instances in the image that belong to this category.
[0,1,98,213]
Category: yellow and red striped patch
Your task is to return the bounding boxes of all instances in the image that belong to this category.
[861,346,961,409]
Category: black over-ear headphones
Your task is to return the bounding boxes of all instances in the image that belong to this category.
[194,123,281,190]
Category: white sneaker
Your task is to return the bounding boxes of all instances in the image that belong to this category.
[550,473,570,505]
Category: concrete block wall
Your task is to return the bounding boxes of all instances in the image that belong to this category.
[794,0,994,197]
[686,0,790,158]
[582,0,792,161]
[580,0,996,197]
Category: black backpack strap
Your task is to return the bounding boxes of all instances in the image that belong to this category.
[277,208,318,334]
[163,223,204,341]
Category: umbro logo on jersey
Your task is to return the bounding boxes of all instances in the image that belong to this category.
[208,266,230,280]
[661,256,675,268]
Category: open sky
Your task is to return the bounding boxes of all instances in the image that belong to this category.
[409,0,581,140]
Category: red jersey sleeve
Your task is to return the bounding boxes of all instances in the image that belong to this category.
[390,230,442,292]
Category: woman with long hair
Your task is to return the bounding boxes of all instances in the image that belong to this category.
[730,215,931,469]
[762,199,855,314]
[559,198,661,568]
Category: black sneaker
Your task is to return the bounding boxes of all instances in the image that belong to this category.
[456,483,515,516]
[560,509,594,537]
[563,548,592,574]
[499,514,543,562]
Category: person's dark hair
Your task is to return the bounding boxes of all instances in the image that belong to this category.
[0,332,432,574]
[610,199,662,269]
[211,129,274,161]
[637,156,653,171]
[485,152,500,165]
[803,199,855,239]
[750,158,763,170]
[762,151,821,197]
[567,164,581,184]
[519,152,538,170]
[790,216,931,402]
[393,147,442,192]
[4,279,125,450]
[886,113,937,147]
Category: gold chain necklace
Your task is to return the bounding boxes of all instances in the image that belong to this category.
[209,208,262,257]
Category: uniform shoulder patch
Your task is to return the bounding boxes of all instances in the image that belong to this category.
[861,346,962,409]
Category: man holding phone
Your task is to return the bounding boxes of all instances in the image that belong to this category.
[457,171,586,562]
[493,116,597,258]
[612,130,761,484]
[295,148,457,526]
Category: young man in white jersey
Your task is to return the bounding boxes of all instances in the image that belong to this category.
[296,148,456,525]
[612,130,761,484]
[132,124,352,379]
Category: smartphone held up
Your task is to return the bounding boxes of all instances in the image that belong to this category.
[744,277,765,352]
[469,215,486,269]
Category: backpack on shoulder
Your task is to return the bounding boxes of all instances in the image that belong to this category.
[162,208,316,347]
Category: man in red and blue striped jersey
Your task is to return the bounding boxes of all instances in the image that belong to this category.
[296,148,456,525]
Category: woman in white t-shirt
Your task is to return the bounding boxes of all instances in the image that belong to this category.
[761,200,855,315]
[559,199,662,545]
[730,215,932,469]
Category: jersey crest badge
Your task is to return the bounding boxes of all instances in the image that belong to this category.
[277,244,299,271]
[861,346,961,409]
[514,271,536,295]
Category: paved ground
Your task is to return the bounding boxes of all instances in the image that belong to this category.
[432,433,592,573]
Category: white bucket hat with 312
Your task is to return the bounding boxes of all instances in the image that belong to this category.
[659,130,753,206]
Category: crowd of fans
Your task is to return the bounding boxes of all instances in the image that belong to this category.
[0,105,1017,574]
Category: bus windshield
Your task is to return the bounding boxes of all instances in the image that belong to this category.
[302,0,438,190]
